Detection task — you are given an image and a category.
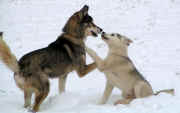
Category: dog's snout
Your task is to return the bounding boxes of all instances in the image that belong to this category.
[97,26,102,33]
[101,32,105,37]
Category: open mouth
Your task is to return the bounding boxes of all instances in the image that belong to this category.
[91,31,98,37]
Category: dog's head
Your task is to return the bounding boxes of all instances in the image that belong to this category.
[63,5,102,39]
[101,32,133,48]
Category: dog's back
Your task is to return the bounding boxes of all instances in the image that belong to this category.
[103,53,147,90]
[19,35,85,78]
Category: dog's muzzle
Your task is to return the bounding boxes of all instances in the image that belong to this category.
[91,31,98,37]
[91,26,103,37]
[101,32,108,40]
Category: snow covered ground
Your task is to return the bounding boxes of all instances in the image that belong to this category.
[0,0,180,113]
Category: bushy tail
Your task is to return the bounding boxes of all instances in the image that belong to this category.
[154,89,174,96]
[0,32,19,73]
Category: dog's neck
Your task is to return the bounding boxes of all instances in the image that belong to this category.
[62,33,85,46]
[108,46,128,57]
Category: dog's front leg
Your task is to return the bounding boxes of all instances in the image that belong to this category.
[99,80,114,104]
[59,74,68,94]
[86,47,106,72]
[76,63,96,77]
[76,55,97,77]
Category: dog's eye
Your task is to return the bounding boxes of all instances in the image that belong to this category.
[117,35,122,40]
[111,34,115,36]
[117,34,121,37]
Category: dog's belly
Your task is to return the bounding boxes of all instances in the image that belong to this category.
[105,71,136,91]
[44,64,74,78]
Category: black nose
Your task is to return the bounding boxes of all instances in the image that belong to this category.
[99,28,103,32]
[0,32,3,36]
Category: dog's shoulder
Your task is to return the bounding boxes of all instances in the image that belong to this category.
[48,35,74,50]
[48,35,85,56]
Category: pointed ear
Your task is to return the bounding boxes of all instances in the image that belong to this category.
[80,5,89,17]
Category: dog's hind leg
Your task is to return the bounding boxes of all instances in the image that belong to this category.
[99,80,114,104]
[24,90,33,108]
[134,81,153,98]
[59,74,67,94]
[32,79,50,112]
[33,91,49,112]
[114,91,135,105]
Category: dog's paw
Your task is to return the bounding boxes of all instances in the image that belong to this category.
[114,99,131,105]
[97,100,106,105]
[28,109,36,113]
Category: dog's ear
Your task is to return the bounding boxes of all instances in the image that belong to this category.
[79,5,89,18]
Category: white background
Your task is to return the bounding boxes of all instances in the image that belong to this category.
[0,0,180,113]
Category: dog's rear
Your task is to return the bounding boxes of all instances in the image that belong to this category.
[0,33,26,94]
[0,32,19,73]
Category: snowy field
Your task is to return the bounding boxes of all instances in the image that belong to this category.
[0,0,180,113]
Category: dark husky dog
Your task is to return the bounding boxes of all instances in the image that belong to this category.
[0,5,102,112]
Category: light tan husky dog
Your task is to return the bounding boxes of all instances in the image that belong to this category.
[86,32,174,105]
